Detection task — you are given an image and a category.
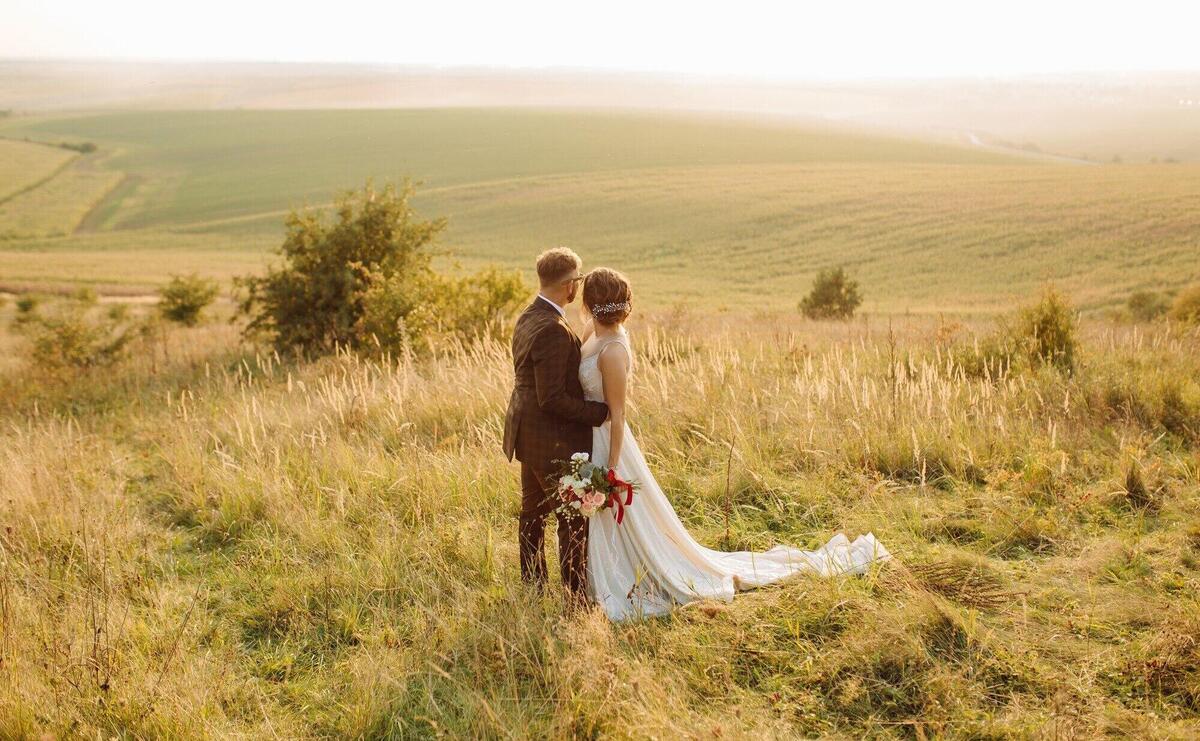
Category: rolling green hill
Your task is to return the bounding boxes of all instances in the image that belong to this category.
[0,109,1011,229]
[0,109,1196,312]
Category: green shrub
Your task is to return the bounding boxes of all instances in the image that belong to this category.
[800,266,862,320]
[13,295,40,326]
[1009,288,1077,373]
[1127,290,1171,322]
[15,295,38,314]
[159,273,219,326]
[72,286,98,306]
[238,181,445,354]
[421,267,529,342]
[1169,285,1200,324]
[950,333,1014,380]
[359,266,527,353]
[24,307,135,372]
[238,181,525,356]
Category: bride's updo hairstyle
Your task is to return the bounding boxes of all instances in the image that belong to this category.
[583,268,633,326]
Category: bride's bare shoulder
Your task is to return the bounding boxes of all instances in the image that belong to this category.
[596,338,632,374]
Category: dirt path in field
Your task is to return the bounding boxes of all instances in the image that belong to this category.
[963,131,1097,165]
[75,173,142,233]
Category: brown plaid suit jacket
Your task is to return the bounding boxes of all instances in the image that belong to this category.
[503,298,609,470]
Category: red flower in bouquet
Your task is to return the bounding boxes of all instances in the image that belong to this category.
[551,453,638,523]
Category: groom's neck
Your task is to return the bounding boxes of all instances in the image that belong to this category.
[539,287,570,307]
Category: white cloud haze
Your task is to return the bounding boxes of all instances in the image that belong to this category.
[4,0,1199,79]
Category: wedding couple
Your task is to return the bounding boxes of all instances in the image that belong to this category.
[503,248,890,621]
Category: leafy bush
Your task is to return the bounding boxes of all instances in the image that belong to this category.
[238,181,526,355]
[159,273,219,326]
[1009,288,1077,373]
[800,266,863,320]
[359,267,527,352]
[1127,291,1170,322]
[13,295,40,326]
[72,286,98,306]
[23,307,136,372]
[949,333,1014,380]
[1169,285,1200,324]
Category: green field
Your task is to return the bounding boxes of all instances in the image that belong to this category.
[0,138,76,201]
[0,108,1197,311]
[2,102,1200,738]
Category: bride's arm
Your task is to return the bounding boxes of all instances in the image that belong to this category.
[597,344,631,469]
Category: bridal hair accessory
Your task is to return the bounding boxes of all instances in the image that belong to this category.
[592,301,631,315]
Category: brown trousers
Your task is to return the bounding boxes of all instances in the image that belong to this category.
[519,462,588,601]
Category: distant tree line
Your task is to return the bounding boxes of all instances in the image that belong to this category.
[58,141,97,154]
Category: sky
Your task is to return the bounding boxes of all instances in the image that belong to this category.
[4,0,1200,80]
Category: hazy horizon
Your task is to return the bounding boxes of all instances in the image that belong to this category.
[6,1,1200,81]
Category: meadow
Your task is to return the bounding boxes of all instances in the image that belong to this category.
[0,109,1196,311]
[0,299,1198,738]
[1,102,1199,738]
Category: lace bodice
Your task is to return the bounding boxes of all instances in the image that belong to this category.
[579,332,631,403]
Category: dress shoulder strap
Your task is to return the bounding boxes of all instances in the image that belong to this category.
[596,332,633,372]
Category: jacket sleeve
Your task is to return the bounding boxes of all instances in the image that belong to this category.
[531,322,609,427]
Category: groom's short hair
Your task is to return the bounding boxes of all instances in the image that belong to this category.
[536,247,582,287]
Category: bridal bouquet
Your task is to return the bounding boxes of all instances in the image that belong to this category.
[553,452,637,523]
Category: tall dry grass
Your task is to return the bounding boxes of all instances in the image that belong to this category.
[1,305,1198,737]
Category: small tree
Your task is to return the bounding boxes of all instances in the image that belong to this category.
[800,267,863,320]
[159,274,219,326]
[237,181,446,355]
[237,180,526,355]
[1127,290,1171,322]
[1010,287,1078,373]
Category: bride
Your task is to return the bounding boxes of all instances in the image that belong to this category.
[577,268,891,621]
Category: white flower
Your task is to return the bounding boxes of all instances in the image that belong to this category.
[559,475,575,489]
[571,452,590,463]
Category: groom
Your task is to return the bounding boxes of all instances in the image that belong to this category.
[503,247,609,603]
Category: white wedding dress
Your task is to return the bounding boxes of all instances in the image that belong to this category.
[583,330,891,621]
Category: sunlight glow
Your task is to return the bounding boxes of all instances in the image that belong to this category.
[5,0,1200,79]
